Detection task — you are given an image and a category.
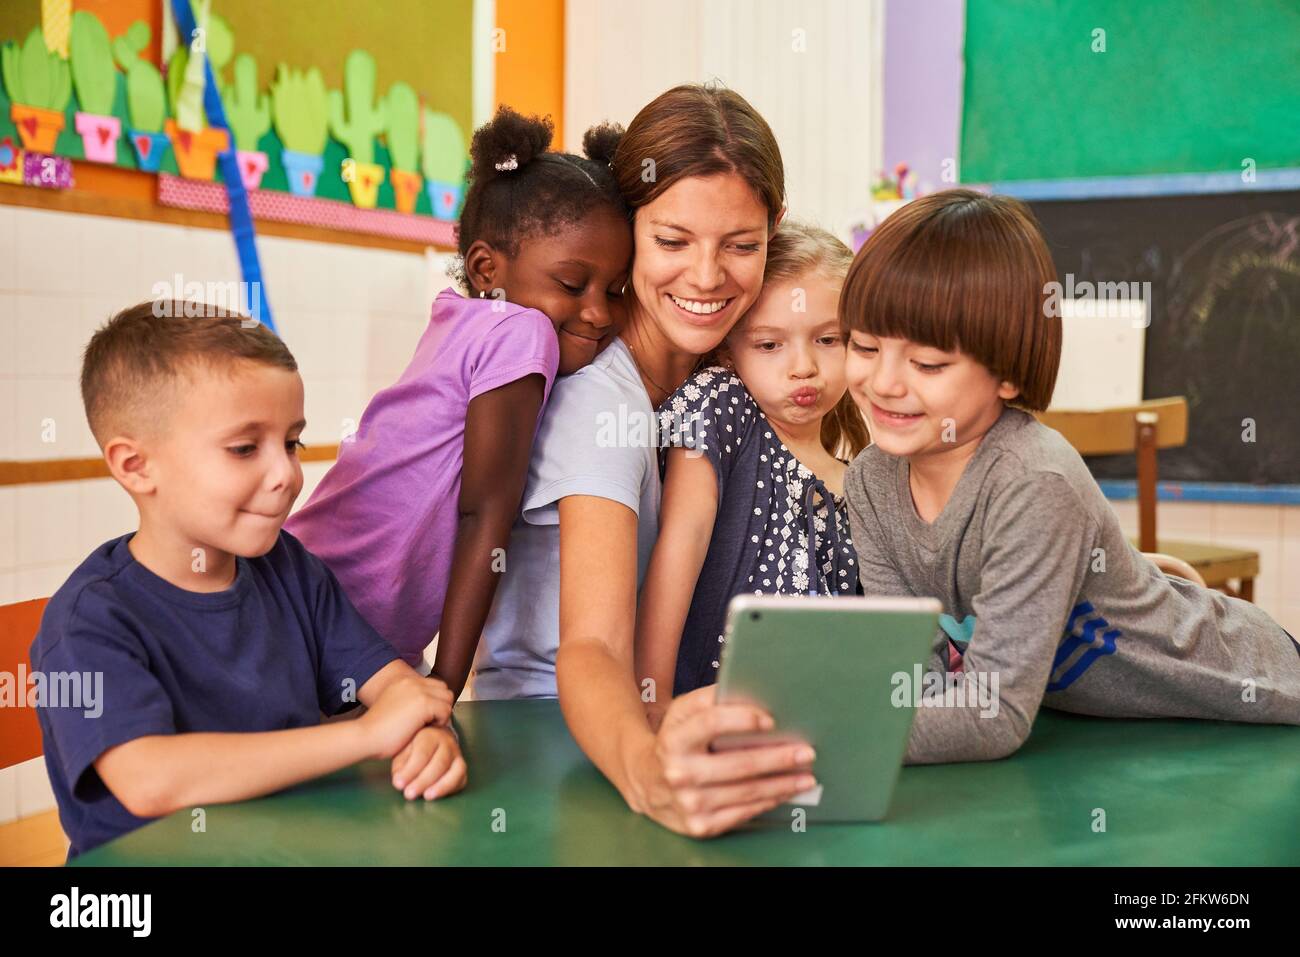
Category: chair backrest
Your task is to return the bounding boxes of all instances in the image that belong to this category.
[1035,397,1189,552]
[1035,397,1188,455]
[0,598,49,771]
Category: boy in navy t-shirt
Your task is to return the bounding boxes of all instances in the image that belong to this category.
[32,301,466,857]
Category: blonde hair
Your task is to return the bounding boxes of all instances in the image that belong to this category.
[705,220,869,459]
[763,219,853,284]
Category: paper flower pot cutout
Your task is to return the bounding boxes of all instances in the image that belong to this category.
[236,150,269,190]
[69,12,118,161]
[390,168,422,214]
[129,130,169,171]
[383,81,420,213]
[74,112,121,163]
[165,119,229,181]
[0,137,22,184]
[4,27,73,149]
[426,181,463,220]
[282,148,324,197]
[224,54,270,185]
[112,21,168,156]
[346,160,384,209]
[10,104,66,153]
[421,108,466,219]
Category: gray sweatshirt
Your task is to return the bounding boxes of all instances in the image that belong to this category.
[844,406,1300,764]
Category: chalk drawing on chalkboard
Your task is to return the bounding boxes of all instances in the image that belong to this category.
[1170,214,1300,329]
[1163,213,1300,482]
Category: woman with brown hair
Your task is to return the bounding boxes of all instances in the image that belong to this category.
[475,84,817,836]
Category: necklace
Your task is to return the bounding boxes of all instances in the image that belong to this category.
[625,339,676,405]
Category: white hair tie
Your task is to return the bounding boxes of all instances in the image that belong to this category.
[494,154,519,172]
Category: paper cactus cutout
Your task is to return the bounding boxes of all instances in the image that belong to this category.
[204,12,235,74]
[421,108,467,183]
[384,81,419,172]
[225,54,270,152]
[272,64,328,155]
[168,10,234,131]
[2,27,73,111]
[328,50,385,164]
[69,11,115,115]
[112,21,166,132]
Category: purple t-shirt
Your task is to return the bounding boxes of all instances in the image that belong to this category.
[286,288,559,664]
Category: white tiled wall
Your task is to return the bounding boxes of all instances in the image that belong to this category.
[0,204,450,611]
[1,204,448,822]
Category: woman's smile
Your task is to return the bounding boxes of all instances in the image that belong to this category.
[665,292,738,326]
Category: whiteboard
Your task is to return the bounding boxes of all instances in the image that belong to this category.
[1049,298,1147,410]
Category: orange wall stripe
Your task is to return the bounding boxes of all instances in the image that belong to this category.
[494,0,565,144]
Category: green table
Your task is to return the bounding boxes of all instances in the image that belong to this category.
[75,700,1300,866]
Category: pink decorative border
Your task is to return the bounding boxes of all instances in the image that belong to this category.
[157,174,456,247]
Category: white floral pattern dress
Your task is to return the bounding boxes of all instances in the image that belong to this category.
[658,366,860,694]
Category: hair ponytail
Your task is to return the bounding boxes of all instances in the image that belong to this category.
[453,107,629,291]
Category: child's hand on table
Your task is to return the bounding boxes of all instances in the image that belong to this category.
[391,726,467,800]
[360,675,454,759]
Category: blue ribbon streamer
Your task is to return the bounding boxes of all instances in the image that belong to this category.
[169,0,276,334]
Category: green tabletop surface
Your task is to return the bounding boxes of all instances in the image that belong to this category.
[74,700,1300,866]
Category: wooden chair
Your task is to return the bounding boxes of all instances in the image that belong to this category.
[0,597,71,865]
[0,598,48,774]
[1035,397,1259,600]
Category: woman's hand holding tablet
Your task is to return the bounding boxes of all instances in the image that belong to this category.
[630,686,818,838]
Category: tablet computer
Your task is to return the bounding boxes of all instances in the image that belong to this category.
[714,594,941,823]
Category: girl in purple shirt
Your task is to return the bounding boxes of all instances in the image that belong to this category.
[287,107,633,693]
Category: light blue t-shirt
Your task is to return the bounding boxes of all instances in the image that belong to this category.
[473,337,662,699]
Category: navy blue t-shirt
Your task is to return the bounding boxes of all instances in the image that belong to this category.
[30,531,399,858]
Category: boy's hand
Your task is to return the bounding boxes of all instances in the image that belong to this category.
[391,726,467,800]
[360,676,454,759]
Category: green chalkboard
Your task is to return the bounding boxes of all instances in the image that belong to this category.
[961,0,1300,183]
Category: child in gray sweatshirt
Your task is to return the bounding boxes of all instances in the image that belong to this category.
[839,189,1300,764]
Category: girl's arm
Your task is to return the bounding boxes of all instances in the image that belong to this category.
[432,374,547,697]
[555,495,817,838]
[634,448,719,722]
[355,659,448,706]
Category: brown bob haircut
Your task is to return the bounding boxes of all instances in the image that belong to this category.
[612,82,785,228]
[839,188,1062,411]
[81,300,297,445]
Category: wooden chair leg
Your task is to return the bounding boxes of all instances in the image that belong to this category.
[1239,578,1254,602]
[1135,412,1158,554]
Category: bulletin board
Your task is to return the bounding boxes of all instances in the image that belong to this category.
[0,0,476,249]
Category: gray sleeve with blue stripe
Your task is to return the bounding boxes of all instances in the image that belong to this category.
[844,408,1300,765]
